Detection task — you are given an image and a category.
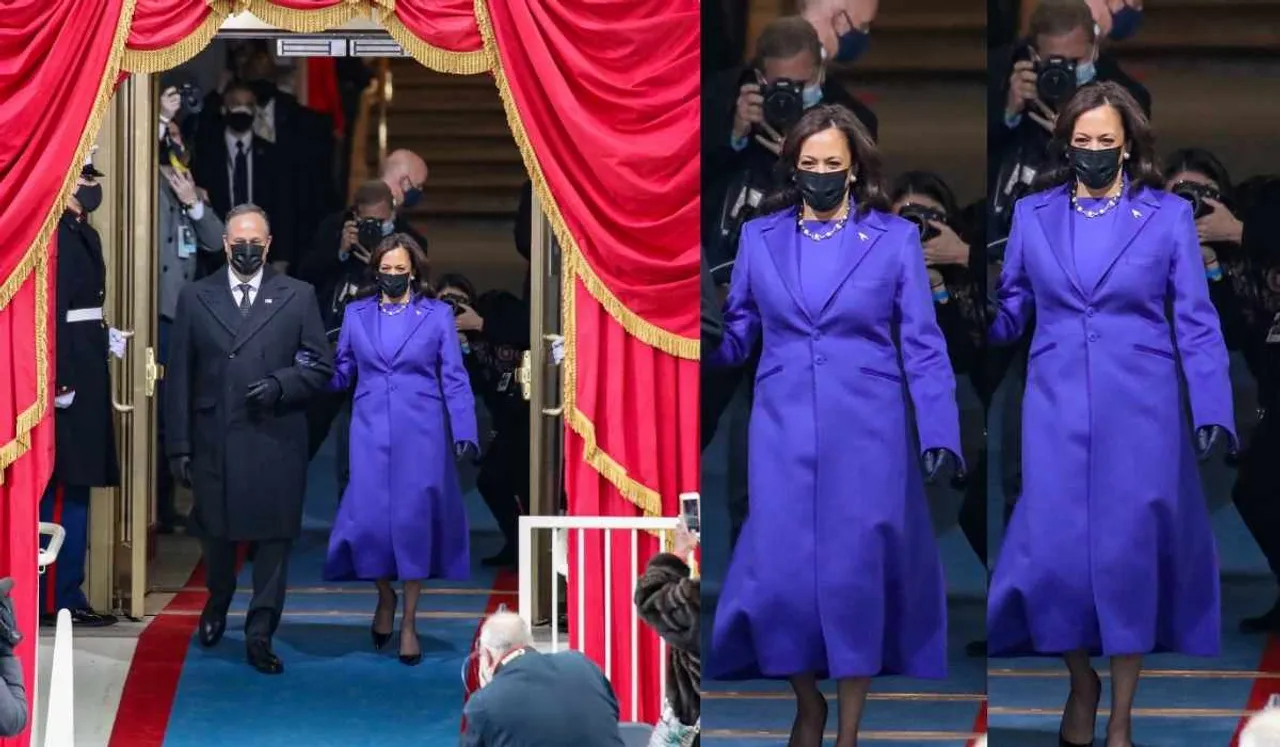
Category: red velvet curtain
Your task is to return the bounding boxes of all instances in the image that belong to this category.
[0,3,132,744]
[478,0,700,724]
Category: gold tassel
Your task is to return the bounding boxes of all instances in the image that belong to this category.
[121,1,233,74]
[248,0,369,34]
[376,7,489,75]
[0,0,140,478]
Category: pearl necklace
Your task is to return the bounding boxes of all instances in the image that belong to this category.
[798,210,850,241]
[379,299,409,316]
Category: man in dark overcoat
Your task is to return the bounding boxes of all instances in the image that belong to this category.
[164,203,331,674]
[41,161,121,628]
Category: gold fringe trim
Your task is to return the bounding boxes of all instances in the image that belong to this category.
[120,0,232,74]
[471,0,697,362]
[475,0,668,521]
[376,7,490,75]
[0,0,139,480]
[246,0,370,34]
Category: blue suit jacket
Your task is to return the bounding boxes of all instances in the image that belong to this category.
[461,649,625,747]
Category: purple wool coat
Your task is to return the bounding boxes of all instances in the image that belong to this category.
[323,295,479,582]
[705,207,963,681]
[987,185,1236,657]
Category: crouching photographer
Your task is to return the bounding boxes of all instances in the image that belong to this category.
[634,520,700,747]
[436,274,531,567]
[0,578,28,737]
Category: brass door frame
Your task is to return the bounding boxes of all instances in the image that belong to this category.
[88,75,158,619]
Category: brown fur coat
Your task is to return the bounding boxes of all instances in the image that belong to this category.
[634,552,700,727]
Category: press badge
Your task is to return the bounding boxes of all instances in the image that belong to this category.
[177,224,197,259]
[497,372,512,392]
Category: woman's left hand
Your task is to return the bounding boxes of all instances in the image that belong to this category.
[1196,199,1244,245]
[455,303,484,333]
[923,222,970,267]
[673,520,698,559]
[454,441,478,460]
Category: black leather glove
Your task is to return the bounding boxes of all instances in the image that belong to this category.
[1194,424,1233,462]
[922,448,962,485]
[455,441,477,460]
[246,377,283,409]
[169,455,192,488]
[0,578,21,656]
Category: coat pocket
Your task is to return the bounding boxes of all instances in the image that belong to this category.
[858,366,902,384]
[755,364,783,383]
[1133,343,1175,361]
[1029,341,1058,360]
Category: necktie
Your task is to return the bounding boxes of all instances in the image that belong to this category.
[237,283,253,316]
[233,141,249,207]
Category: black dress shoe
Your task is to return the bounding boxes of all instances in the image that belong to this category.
[198,607,227,648]
[40,608,117,628]
[371,591,397,651]
[1240,598,1280,633]
[247,641,284,674]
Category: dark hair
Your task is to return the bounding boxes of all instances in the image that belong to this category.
[354,233,433,299]
[1031,81,1163,195]
[753,16,822,69]
[222,79,256,104]
[1028,0,1097,44]
[1164,147,1233,196]
[436,273,476,302]
[352,179,394,211]
[889,171,961,225]
[759,103,891,217]
[225,203,271,234]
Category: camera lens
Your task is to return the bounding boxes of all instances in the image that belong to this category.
[762,79,805,135]
[1035,58,1077,107]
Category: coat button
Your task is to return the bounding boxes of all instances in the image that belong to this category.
[815,355,826,365]
[1087,333,1098,342]
[1085,306,1096,316]
[812,331,822,340]
[228,353,236,359]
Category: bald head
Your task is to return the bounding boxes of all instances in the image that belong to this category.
[381,149,428,205]
[478,611,532,658]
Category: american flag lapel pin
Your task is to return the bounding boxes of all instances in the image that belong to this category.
[858,231,869,241]
[264,298,273,304]
[1132,209,1142,218]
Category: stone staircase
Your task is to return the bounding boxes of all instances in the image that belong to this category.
[380,61,526,219]
[1106,0,1280,59]
[849,1,986,78]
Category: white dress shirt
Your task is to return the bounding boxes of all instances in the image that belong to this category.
[225,129,255,205]
[228,266,264,307]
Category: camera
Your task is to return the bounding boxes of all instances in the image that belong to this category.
[1170,180,1221,220]
[1035,56,1077,108]
[761,78,806,135]
[438,292,468,316]
[898,204,948,243]
[179,82,203,115]
[354,217,385,251]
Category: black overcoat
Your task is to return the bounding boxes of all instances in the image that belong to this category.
[54,212,120,488]
[164,269,332,540]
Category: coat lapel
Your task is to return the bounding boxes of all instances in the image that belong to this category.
[1034,186,1086,299]
[816,210,884,319]
[1091,188,1160,294]
[763,212,813,325]
[197,273,243,337]
[389,297,435,364]
[231,271,293,352]
[357,299,387,367]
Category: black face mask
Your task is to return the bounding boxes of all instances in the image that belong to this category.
[229,241,265,276]
[400,187,423,209]
[796,168,850,213]
[377,272,412,299]
[75,184,103,214]
[1069,146,1124,191]
[225,110,254,134]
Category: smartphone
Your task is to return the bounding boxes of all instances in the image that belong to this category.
[679,492,700,537]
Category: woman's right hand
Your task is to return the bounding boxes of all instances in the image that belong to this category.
[673,521,698,559]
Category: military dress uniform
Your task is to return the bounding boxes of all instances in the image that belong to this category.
[41,165,121,627]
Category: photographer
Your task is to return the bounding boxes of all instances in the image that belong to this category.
[0,579,27,737]
[634,522,700,747]
[156,74,225,533]
[988,0,1150,239]
[437,274,531,567]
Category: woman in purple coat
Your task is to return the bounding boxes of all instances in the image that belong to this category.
[705,104,964,747]
[985,82,1235,747]
[323,234,479,665]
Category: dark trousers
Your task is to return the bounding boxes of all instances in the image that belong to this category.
[39,481,90,614]
[958,449,988,567]
[1233,414,1280,580]
[701,352,758,550]
[156,318,177,526]
[203,537,293,644]
[477,420,531,550]
[306,390,351,498]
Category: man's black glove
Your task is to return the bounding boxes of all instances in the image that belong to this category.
[1194,424,1234,462]
[246,377,283,409]
[0,579,22,657]
[455,441,477,461]
[169,455,192,488]
[922,448,963,485]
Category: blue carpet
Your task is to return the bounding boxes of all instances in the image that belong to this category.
[161,435,503,746]
[986,353,1274,746]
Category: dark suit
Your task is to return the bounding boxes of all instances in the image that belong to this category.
[190,132,296,275]
[164,268,332,641]
[461,649,625,747]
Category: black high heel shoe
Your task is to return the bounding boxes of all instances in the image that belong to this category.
[398,632,422,666]
[370,590,397,651]
[1059,670,1102,747]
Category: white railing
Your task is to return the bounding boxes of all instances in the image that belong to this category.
[517,515,680,723]
[36,522,72,747]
